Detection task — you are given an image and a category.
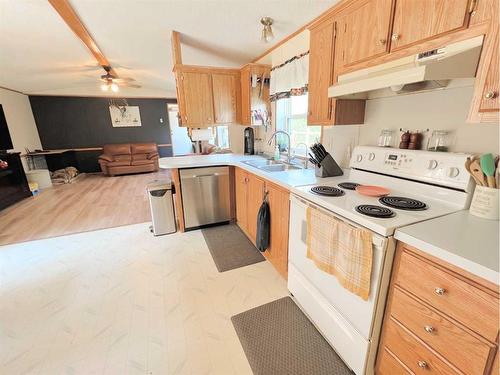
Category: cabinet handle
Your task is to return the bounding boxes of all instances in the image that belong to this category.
[485,91,497,99]
[379,38,387,45]
[391,33,400,41]
[434,287,446,295]
[424,325,435,333]
[417,361,428,369]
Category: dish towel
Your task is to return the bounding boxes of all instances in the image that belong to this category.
[306,206,373,300]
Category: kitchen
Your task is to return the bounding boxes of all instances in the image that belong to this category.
[159,1,499,374]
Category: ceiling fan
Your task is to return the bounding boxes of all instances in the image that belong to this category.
[100,65,141,92]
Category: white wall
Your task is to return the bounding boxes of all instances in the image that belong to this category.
[0,88,42,170]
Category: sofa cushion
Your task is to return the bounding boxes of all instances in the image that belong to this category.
[131,143,157,154]
[132,153,148,161]
[131,159,154,166]
[107,160,132,167]
[103,143,131,156]
[114,154,132,162]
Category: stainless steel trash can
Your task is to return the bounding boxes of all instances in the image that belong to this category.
[147,180,176,235]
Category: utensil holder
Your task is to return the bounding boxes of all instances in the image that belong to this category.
[470,185,499,220]
[315,154,344,178]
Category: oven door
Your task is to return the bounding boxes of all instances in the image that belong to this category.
[288,194,394,374]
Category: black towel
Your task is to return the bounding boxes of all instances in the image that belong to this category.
[256,200,270,252]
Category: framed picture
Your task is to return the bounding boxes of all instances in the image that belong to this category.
[109,105,142,127]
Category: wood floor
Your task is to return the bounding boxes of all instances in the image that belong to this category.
[0,171,170,246]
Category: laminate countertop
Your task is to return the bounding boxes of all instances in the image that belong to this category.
[395,210,499,285]
[159,154,344,190]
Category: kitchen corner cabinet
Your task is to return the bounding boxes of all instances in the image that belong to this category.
[174,66,240,127]
[307,19,366,126]
[239,63,271,126]
[376,242,499,375]
[235,168,289,279]
[390,0,471,51]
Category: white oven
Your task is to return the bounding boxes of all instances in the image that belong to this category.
[287,195,395,375]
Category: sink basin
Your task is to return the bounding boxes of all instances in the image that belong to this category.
[242,159,284,168]
[242,159,303,172]
[259,164,302,172]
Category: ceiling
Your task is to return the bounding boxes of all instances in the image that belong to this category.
[0,0,339,98]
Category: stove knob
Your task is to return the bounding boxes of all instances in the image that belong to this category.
[447,167,460,178]
[356,154,363,162]
[368,152,375,161]
[428,160,438,170]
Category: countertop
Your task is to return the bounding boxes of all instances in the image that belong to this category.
[159,154,342,189]
[395,210,499,285]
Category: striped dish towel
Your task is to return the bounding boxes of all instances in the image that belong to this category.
[306,206,373,301]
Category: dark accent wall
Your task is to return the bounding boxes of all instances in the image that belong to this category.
[29,96,176,172]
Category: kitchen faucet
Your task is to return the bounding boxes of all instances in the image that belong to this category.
[294,142,310,168]
[267,130,291,163]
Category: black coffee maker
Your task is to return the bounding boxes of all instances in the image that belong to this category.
[244,127,254,155]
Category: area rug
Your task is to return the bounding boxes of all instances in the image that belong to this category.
[231,296,353,375]
[201,224,265,272]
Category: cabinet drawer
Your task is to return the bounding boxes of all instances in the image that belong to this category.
[391,287,492,375]
[384,318,459,375]
[395,250,499,342]
[377,346,412,375]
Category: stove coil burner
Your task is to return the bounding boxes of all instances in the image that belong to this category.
[379,196,427,211]
[355,205,395,218]
[338,182,360,190]
[310,186,345,197]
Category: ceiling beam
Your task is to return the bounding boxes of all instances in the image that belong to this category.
[48,0,118,77]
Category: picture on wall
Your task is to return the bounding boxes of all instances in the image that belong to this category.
[109,105,142,127]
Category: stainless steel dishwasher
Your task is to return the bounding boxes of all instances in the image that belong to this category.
[179,166,231,229]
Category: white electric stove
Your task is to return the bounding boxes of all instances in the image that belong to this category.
[287,146,475,375]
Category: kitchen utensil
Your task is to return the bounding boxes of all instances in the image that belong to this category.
[480,153,497,188]
[355,185,391,197]
[470,159,486,186]
[464,157,480,185]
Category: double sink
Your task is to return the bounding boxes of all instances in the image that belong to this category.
[241,159,303,173]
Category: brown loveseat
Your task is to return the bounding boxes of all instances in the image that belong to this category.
[98,143,159,176]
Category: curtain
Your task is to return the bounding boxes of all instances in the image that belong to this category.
[269,52,309,102]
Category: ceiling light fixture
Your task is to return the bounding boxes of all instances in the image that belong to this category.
[260,17,274,43]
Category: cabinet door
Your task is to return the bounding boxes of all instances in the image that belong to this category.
[246,173,265,244]
[235,168,248,232]
[337,0,393,67]
[266,183,290,279]
[240,67,251,125]
[179,71,214,126]
[212,73,237,124]
[479,28,499,113]
[308,21,335,125]
[390,0,471,51]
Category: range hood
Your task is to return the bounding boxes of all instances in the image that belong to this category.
[328,36,484,98]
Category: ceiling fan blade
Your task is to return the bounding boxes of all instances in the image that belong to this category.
[123,83,142,88]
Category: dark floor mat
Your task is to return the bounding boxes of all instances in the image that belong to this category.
[231,296,354,375]
[202,224,265,272]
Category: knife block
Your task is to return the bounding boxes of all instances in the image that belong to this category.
[315,154,344,178]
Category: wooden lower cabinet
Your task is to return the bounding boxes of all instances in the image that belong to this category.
[234,167,290,279]
[376,242,499,375]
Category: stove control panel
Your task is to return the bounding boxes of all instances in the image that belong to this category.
[350,146,474,191]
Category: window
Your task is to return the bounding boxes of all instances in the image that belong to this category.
[207,125,230,149]
[275,94,321,157]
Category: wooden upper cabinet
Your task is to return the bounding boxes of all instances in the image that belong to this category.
[239,63,271,126]
[337,0,394,67]
[307,18,366,126]
[390,0,471,51]
[178,71,214,126]
[479,27,499,113]
[308,20,335,125]
[212,73,238,124]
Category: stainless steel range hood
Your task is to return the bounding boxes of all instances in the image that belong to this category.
[328,36,483,99]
